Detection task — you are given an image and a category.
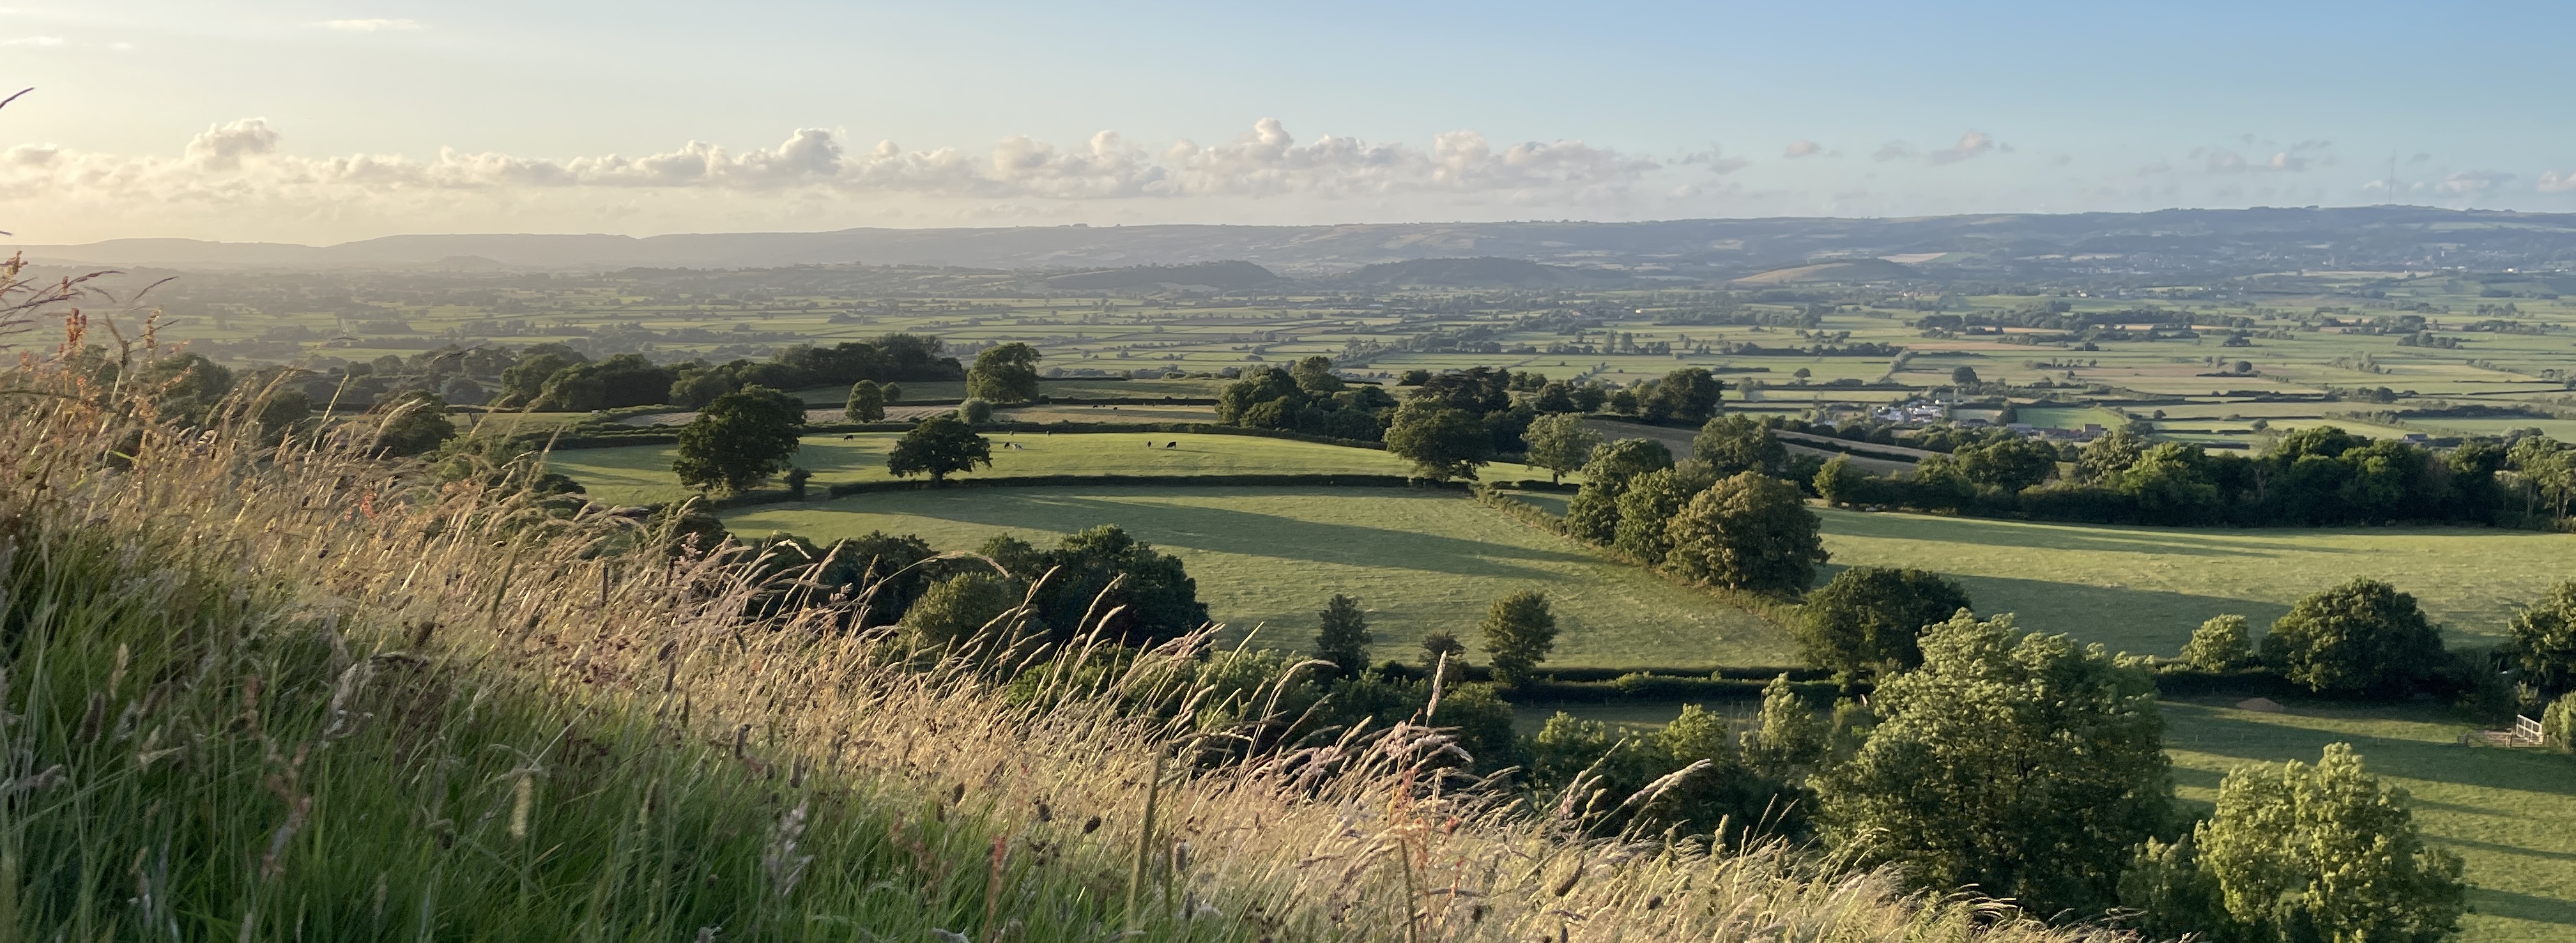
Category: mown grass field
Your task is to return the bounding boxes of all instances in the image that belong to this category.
[543,431,1561,506]
[1813,508,2574,656]
[722,486,1793,669]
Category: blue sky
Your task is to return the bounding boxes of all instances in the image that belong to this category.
[2,0,2571,243]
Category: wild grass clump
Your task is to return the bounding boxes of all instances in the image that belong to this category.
[0,314,2117,941]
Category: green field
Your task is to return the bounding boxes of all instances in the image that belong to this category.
[721,486,1792,668]
[1816,508,2572,655]
[543,431,1563,506]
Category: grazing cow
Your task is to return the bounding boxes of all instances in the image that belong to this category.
[842,434,855,440]
[1165,441,1177,448]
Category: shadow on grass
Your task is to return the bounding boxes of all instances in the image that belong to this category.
[1801,562,2282,656]
[805,487,1601,580]
[2471,887,2576,929]
[1820,510,2363,558]
[2162,703,2576,799]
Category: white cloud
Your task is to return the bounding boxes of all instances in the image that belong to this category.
[1678,147,1749,175]
[1871,141,1912,162]
[1926,131,1996,165]
[1782,139,1821,158]
[2539,171,2576,194]
[2438,170,2513,194]
[316,19,423,31]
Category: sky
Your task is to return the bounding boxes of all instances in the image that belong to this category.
[2,0,2573,245]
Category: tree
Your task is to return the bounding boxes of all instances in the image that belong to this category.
[1384,399,1492,481]
[1419,631,1468,670]
[1739,673,1824,780]
[966,342,1042,402]
[1661,471,1829,595]
[1641,367,1723,424]
[1954,434,2060,492]
[2264,578,2446,696]
[2124,744,2465,943]
[1797,567,1972,677]
[2502,579,2576,695]
[251,388,313,445]
[1564,438,1675,542]
[1813,454,1873,507]
[1479,590,1556,684]
[1612,464,1716,565]
[1815,613,2172,917]
[2181,614,2258,671]
[135,353,235,427]
[1950,365,1981,387]
[1289,355,1344,394]
[673,385,804,493]
[1521,413,1602,484]
[498,348,582,405]
[371,390,457,457]
[1000,525,1210,647]
[885,413,992,485]
[902,572,1027,650]
[1692,415,1788,477]
[1532,381,1577,413]
[2078,425,2149,483]
[845,379,887,422]
[1313,594,1373,677]
[958,397,994,424]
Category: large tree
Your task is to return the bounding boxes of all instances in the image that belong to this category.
[1611,465,1717,565]
[673,385,805,493]
[2264,578,2446,696]
[965,342,1043,403]
[845,379,887,422]
[371,391,457,458]
[1641,367,1724,425]
[1563,438,1675,542]
[1312,594,1373,677]
[1384,399,1493,481]
[1521,413,1603,484]
[2121,744,2465,943]
[1692,414,1788,477]
[885,413,993,485]
[1815,613,2173,917]
[1954,434,2061,493]
[1797,567,1973,677]
[2503,579,2576,695]
[1661,471,1829,595]
[1478,590,1557,685]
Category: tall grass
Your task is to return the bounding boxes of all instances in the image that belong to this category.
[0,314,2117,941]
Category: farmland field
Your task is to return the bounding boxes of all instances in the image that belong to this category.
[1813,508,2575,655]
[721,486,1794,669]
[543,431,1564,506]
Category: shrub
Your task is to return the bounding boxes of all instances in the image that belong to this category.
[1797,567,1972,677]
[2263,578,2446,697]
[1478,590,1556,685]
[2181,614,2258,671]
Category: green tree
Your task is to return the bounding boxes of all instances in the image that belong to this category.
[1812,454,1873,507]
[885,413,992,485]
[1955,434,2060,492]
[1797,567,1972,677]
[134,353,236,427]
[673,385,804,493]
[1531,381,1577,413]
[669,368,734,409]
[1289,355,1344,394]
[1383,399,1492,481]
[1661,471,1828,595]
[1692,415,1788,477]
[371,390,457,457]
[1419,631,1468,670]
[1641,367,1724,424]
[958,397,994,424]
[966,342,1042,402]
[1521,413,1603,484]
[1478,590,1556,685]
[1564,438,1675,542]
[1611,464,1717,565]
[902,572,1027,650]
[1950,365,1981,387]
[1739,673,1824,779]
[2182,614,2258,671]
[2124,744,2465,943]
[844,379,887,422]
[2503,579,2576,695]
[250,388,313,445]
[1312,594,1373,677]
[2264,578,2446,696]
[2079,425,2149,482]
[1815,612,2173,917]
[497,348,581,405]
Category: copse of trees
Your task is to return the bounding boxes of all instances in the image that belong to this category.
[370,390,458,457]
[1825,423,2556,529]
[1565,438,1675,542]
[1384,398,1495,480]
[977,526,1209,647]
[673,385,804,493]
[1692,414,1788,477]
[1214,358,1393,441]
[1637,367,1725,424]
[1797,567,1974,678]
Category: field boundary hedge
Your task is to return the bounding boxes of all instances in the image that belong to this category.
[824,473,1459,498]
[1468,484,1809,631]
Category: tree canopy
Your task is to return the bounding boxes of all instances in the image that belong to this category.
[1797,567,1973,677]
[2503,579,2576,695]
[1692,415,1788,478]
[886,413,993,484]
[1478,590,1556,684]
[673,385,805,493]
[966,342,1043,403]
[1312,594,1372,677]
[1521,413,1603,484]
[844,379,887,422]
[2263,578,2446,697]
[1660,471,1828,595]
[1384,399,1494,481]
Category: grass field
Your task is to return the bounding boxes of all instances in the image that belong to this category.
[721,486,1794,668]
[1519,695,2576,942]
[544,431,1561,505]
[1814,508,2574,656]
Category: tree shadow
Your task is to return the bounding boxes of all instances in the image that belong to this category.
[1820,510,2356,558]
[2469,887,2576,929]
[2161,703,2576,799]
[810,486,1600,581]
[1804,562,2283,656]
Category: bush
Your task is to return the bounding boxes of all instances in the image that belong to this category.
[2181,614,2258,671]
[2503,579,2576,695]
[1797,567,1972,677]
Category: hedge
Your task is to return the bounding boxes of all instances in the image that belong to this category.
[825,473,1458,498]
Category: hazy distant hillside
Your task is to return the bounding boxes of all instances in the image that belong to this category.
[15,206,2576,277]
[1039,260,1280,290]
[1338,256,1632,288]
[1731,258,1920,284]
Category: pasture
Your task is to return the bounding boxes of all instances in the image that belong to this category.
[721,486,1795,669]
[1813,508,2574,655]
[542,431,1561,506]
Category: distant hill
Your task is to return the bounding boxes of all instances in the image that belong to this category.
[16,206,2576,277]
[1731,258,1920,284]
[1338,257,1627,288]
[1038,260,1279,290]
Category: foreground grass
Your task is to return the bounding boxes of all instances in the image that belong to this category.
[1813,507,2573,655]
[0,352,2113,941]
[725,486,1792,668]
[548,432,1561,506]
